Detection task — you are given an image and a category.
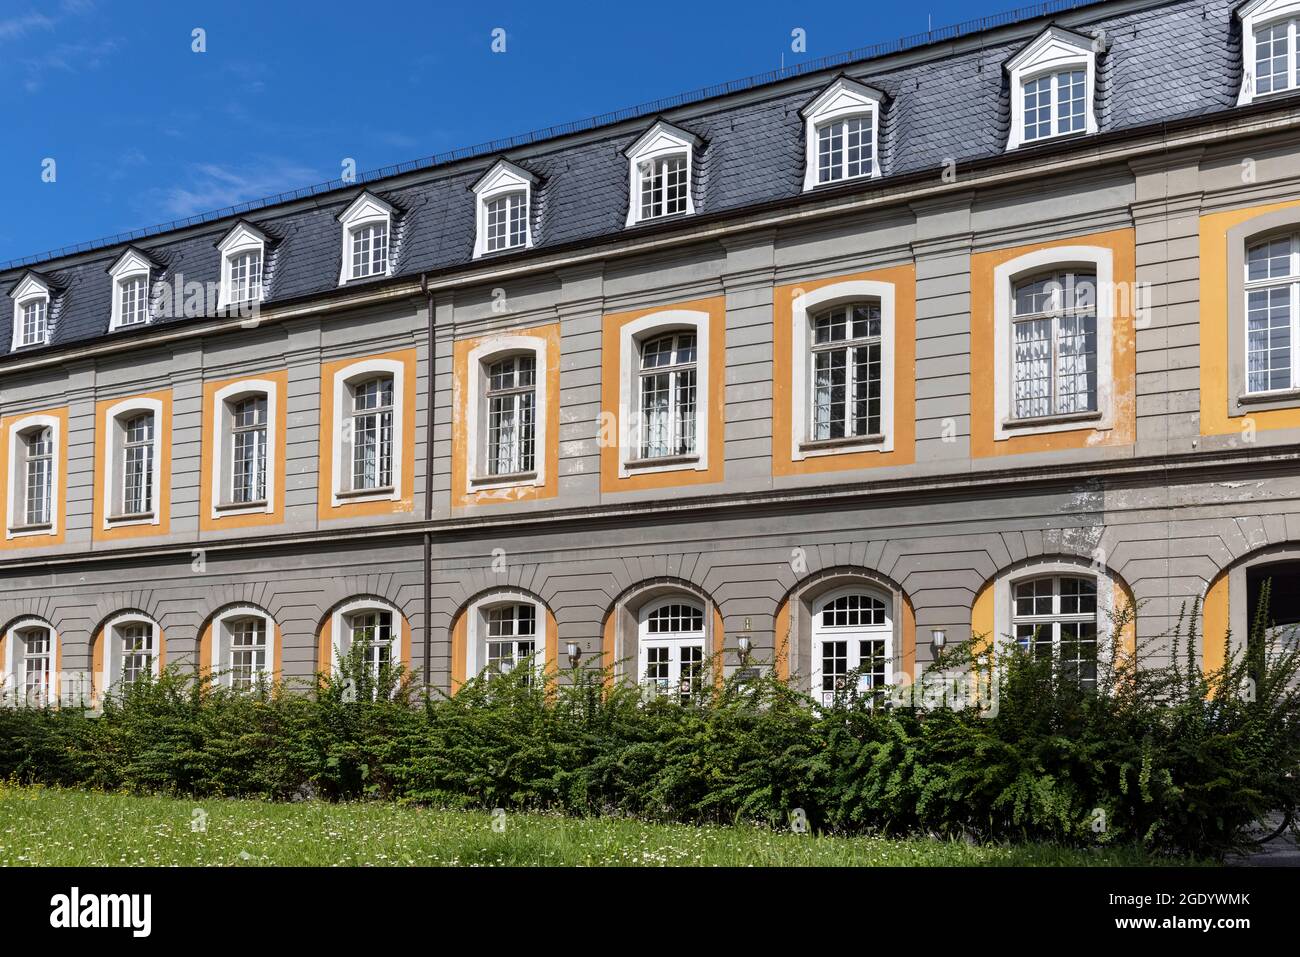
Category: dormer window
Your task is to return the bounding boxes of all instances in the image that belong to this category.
[337,191,396,284]
[1237,0,1300,104]
[217,221,269,308]
[624,120,700,227]
[800,75,885,191]
[471,159,537,258]
[8,272,54,350]
[107,248,155,331]
[1005,26,1099,151]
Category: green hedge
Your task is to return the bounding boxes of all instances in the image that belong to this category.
[1,603,1297,858]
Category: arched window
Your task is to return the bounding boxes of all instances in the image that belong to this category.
[1244,232,1300,395]
[810,301,882,441]
[462,593,546,686]
[1011,574,1098,688]
[485,354,536,477]
[623,119,698,227]
[103,613,161,692]
[3,619,57,706]
[208,606,275,691]
[1238,1,1300,104]
[637,331,697,460]
[638,599,706,703]
[1011,270,1098,420]
[328,599,403,677]
[810,589,892,706]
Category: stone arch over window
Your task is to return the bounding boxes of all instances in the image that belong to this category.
[600,578,724,688]
[449,588,557,690]
[773,567,915,694]
[89,609,166,702]
[970,555,1136,678]
[316,595,412,677]
[196,602,281,689]
[1203,542,1300,675]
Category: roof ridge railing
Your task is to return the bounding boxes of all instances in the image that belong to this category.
[3,0,1100,273]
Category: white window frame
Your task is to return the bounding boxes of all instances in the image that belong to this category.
[103,612,161,692]
[616,310,711,478]
[216,222,267,308]
[790,280,896,460]
[2,617,57,706]
[466,335,549,492]
[464,591,546,681]
[5,412,60,539]
[107,248,154,331]
[210,605,275,690]
[328,598,402,676]
[623,120,699,228]
[337,192,395,284]
[210,379,277,519]
[800,76,885,192]
[330,358,405,506]
[9,273,53,350]
[472,160,536,258]
[1237,0,1300,104]
[636,597,708,703]
[1243,231,1300,395]
[993,245,1114,440]
[995,562,1113,685]
[1005,26,1099,151]
[102,396,163,528]
[809,586,893,707]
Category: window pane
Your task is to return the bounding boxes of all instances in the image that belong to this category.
[1055,312,1098,414]
[1247,237,1294,281]
[1023,75,1053,141]
[1013,317,1052,418]
[1055,70,1085,135]
[817,123,843,183]
[1247,287,1293,393]
[645,603,704,634]
[1255,22,1291,95]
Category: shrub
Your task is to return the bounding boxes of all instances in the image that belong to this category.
[0,607,1296,858]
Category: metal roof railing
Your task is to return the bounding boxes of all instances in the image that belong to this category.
[2,0,1103,272]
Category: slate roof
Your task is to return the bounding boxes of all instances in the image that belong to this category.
[0,0,1270,360]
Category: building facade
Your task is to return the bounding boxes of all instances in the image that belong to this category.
[2,0,1300,705]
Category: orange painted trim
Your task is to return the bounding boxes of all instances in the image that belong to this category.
[318,348,418,520]
[970,228,1137,458]
[601,611,617,687]
[971,577,995,660]
[599,296,727,493]
[544,610,558,679]
[772,264,917,476]
[92,390,173,542]
[1113,575,1137,660]
[450,612,468,690]
[1199,200,1300,436]
[1203,570,1230,676]
[712,605,725,687]
[198,369,288,531]
[773,599,791,682]
[451,323,561,508]
[0,406,69,550]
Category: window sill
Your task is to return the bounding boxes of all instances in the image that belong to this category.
[107,511,155,524]
[214,500,267,513]
[1239,389,1300,406]
[625,453,699,470]
[7,522,52,535]
[799,433,885,452]
[470,471,537,487]
[335,486,395,500]
[1002,410,1102,430]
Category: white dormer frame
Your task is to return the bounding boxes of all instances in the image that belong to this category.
[800,76,886,192]
[337,191,396,284]
[624,120,700,228]
[107,249,154,331]
[1237,0,1300,105]
[1005,26,1099,151]
[472,159,537,259]
[9,273,53,350]
[216,222,268,308]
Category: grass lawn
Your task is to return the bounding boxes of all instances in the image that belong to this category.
[0,784,1199,867]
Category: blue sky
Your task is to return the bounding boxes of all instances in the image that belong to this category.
[0,0,1009,263]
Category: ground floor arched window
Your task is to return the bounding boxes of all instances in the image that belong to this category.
[810,588,892,706]
[1011,574,1098,689]
[638,599,706,703]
